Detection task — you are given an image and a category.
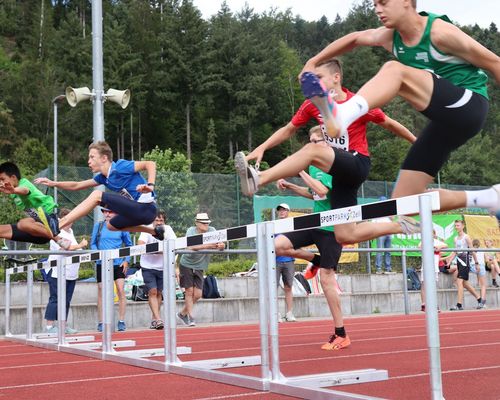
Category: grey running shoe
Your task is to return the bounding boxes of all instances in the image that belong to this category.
[234,152,259,196]
[65,326,78,334]
[188,316,196,327]
[450,305,464,311]
[476,302,486,310]
[177,312,190,326]
[155,319,164,330]
[398,216,421,235]
[489,184,500,221]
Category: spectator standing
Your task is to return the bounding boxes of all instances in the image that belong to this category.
[138,210,177,329]
[44,208,88,333]
[419,230,447,312]
[374,199,393,274]
[446,220,482,311]
[485,239,500,288]
[91,208,133,332]
[177,213,225,327]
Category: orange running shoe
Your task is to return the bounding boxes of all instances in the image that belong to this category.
[321,334,351,350]
[303,262,319,280]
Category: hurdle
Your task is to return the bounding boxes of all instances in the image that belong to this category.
[3,248,192,365]
[3,191,444,399]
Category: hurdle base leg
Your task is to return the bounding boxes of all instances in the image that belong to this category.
[284,369,388,388]
[182,355,261,370]
[117,346,192,358]
[67,340,136,350]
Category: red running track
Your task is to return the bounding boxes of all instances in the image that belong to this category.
[2,310,500,399]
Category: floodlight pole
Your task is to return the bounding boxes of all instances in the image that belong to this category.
[92,0,105,223]
[92,0,105,143]
[52,95,66,207]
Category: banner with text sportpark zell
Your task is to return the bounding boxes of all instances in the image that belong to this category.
[371,214,460,257]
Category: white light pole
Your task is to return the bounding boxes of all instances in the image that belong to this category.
[51,94,66,207]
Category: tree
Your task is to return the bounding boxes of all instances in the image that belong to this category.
[199,119,223,173]
[142,146,198,234]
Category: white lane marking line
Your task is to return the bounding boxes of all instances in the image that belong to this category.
[0,351,52,358]
[392,364,500,380]
[0,359,99,370]
[0,372,165,390]
[196,392,272,400]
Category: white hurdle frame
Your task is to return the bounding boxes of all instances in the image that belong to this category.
[3,192,443,399]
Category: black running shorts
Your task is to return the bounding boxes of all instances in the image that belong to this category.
[402,74,489,177]
[101,191,157,229]
[327,148,371,209]
[282,229,342,271]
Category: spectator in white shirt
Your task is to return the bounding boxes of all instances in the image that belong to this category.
[44,208,88,334]
[138,210,176,329]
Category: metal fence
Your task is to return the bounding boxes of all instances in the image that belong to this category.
[37,166,489,239]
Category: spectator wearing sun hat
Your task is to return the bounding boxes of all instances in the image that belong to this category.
[177,212,225,327]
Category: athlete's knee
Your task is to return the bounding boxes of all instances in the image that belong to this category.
[89,190,103,202]
[334,231,355,245]
[274,236,293,256]
[379,60,404,74]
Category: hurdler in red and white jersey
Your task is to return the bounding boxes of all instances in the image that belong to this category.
[291,87,386,157]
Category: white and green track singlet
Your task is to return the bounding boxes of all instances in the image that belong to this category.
[392,12,489,99]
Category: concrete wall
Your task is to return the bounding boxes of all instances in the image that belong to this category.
[2,273,499,335]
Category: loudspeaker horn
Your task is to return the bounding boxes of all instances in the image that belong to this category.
[105,88,131,109]
[65,86,93,107]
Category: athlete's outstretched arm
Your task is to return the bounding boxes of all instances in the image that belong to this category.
[134,160,156,193]
[431,19,500,84]
[34,177,98,191]
[378,116,416,143]
[247,122,299,165]
[301,27,393,76]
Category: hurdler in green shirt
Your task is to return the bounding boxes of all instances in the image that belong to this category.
[308,165,333,232]
[11,178,57,215]
[0,161,63,246]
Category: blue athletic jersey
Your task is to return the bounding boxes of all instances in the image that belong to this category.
[90,221,133,266]
[93,160,155,202]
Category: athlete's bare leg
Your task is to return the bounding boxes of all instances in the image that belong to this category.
[392,170,467,211]
[320,269,343,328]
[258,143,334,187]
[59,190,103,229]
[275,235,314,262]
[357,61,434,112]
[17,218,53,239]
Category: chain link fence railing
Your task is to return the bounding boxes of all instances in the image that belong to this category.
[36,166,489,239]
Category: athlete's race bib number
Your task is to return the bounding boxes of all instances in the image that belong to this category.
[321,124,349,151]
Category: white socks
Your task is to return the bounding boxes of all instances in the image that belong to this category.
[465,187,498,209]
[337,94,369,129]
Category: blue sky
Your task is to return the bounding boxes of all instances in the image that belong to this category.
[193,0,499,28]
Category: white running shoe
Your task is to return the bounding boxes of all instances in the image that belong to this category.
[284,311,297,322]
[234,152,259,196]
